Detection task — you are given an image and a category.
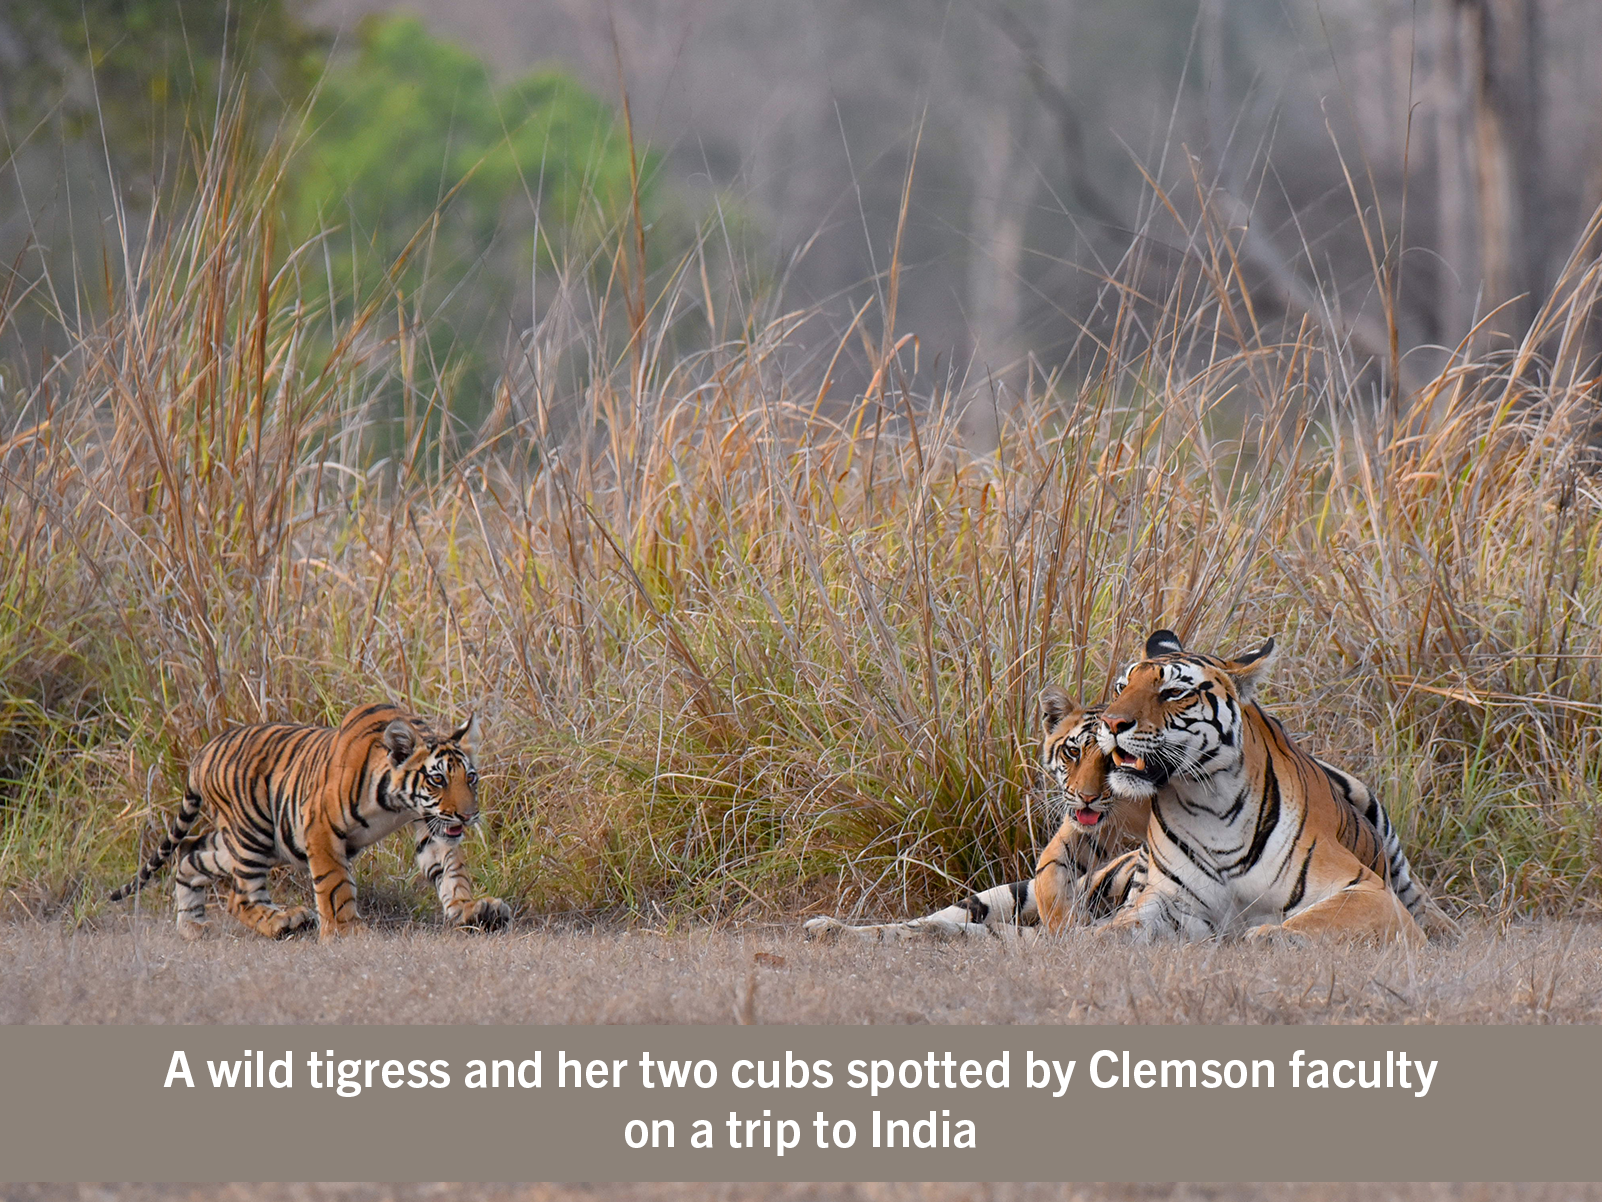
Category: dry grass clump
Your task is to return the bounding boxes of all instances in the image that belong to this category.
[5,918,1601,1025]
[3,97,1602,928]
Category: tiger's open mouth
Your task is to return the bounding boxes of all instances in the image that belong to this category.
[1111,748,1147,772]
[442,822,465,839]
[1073,807,1103,827]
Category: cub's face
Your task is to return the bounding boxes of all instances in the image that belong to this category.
[383,714,482,839]
[1039,687,1117,832]
[1096,630,1275,800]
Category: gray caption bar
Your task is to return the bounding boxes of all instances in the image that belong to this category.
[0,1026,1592,1181]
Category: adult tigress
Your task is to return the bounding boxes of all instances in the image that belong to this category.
[1095,630,1441,944]
[109,703,511,941]
[803,689,1149,942]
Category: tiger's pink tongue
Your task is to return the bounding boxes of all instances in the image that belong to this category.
[1075,808,1101,826]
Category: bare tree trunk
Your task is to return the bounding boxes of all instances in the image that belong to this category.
[959,3,1063,443]
[1434,0,1477,349]
[1451,0,1543,340]
[965,90,1030,388]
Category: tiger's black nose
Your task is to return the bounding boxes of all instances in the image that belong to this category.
[1103,714,1137,736]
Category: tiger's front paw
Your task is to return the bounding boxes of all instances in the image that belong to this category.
[457,897,512,932]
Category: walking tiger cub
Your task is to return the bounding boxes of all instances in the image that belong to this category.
[109,703,511,941]
[1095,630,1451,944]
[802,690,1148,942]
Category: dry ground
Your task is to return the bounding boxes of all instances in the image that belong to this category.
[5,916,1602,1024]
[6,1184,1602,1202]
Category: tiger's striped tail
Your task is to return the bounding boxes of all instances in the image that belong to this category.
[108,789,204,901]
[1365,792,1461,940]
[1364,794,1423,916]
[1320,757,1459,940]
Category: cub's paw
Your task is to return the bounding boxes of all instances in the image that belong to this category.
[457,897,512,932]
[268,907,317,939]
[802,916,846,944]
[176,917,210,943]
[318,918,361,944]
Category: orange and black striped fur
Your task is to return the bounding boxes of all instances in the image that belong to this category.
[109,703,510,941]
[803,690,1147,942]
[1096,630,1438,945]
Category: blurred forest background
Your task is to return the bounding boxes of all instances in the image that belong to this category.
[5,0,1601,433]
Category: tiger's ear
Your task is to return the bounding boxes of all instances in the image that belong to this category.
[448,712,480,757]
[1039,685,1081,734]
[382,719,418,764]
[1221,637,1276,701]
[1145,629,1185,658]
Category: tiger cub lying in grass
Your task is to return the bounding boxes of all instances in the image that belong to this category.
[803,689,1148,942]
[109,703,511,941]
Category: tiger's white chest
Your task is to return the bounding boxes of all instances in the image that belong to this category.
[345,806,417,852]
[1149,770,1305,931]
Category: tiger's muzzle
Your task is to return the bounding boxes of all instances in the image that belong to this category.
[1099,729,1168,797]
[1100,714,1156,778]
[428,811,476,840]
[1109,747,1147,773]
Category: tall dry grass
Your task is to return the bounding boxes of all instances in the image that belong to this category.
[3,95,1601,928]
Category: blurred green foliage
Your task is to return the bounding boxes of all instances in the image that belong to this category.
[287,15,646,415]
[4,6,646,425]
[291,16,638,265]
